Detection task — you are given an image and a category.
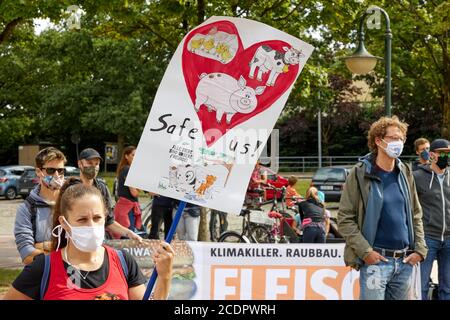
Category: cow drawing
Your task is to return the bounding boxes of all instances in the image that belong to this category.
[249,45,304,86]
[194,73,265,124]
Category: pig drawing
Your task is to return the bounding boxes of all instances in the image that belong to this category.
[194,73,265,124]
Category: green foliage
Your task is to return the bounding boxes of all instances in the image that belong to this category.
[0,0,447,164]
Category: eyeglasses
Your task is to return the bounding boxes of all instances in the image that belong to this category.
[41,167,65,175]
[383,135,405,142]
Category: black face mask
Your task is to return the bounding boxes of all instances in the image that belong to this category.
[436,155,449,170]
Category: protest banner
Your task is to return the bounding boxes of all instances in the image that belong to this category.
[126,16,314,215]
[107,240,362,300]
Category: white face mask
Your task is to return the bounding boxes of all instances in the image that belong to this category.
[52,217,104,252]
[381,139,404,159]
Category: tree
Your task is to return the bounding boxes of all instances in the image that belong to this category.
[0,0,446,166]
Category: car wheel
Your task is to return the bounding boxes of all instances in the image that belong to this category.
[5,187,17,200]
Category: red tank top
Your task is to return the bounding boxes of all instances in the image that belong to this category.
[43,245,129,300]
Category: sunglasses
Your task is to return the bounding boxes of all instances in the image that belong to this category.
[41,167,65,175]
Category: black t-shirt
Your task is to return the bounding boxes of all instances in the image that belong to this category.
[118,166,138,202]
[298,198,325,222]
[93,178,115,226]
[12,249,146,300]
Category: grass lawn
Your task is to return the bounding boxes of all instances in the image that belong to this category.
[98,172,150,199]
[0,268,21,295]
[294,179,311,197]
[99,172,115,194]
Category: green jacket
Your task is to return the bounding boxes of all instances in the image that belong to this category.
[337,153,428,269]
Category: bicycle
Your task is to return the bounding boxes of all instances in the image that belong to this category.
[209,209,228,242]
[257,185,302,243]
[217,207,271,243]
[218,186,288,243]
[141,198,153,232]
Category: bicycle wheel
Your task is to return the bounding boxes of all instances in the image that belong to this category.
[209,209,221,242]
[142,207,153,232]
[218,231,248,243]
[250,225,271,243]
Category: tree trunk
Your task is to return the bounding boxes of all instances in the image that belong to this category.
[442,82,450,140]
[117,134,125,174]
[198,208,209,241]
[0,18,23,44]
[322,123,331,157]
[197,0,205,25]
[441,33,450,140]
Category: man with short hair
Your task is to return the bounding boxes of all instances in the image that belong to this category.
[413,138,450,300]
[14,147,66,264]
[78,148,142,242]
[412,138,430,171]
[338,116,427,300]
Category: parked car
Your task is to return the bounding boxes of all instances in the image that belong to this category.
[18,168,40,198]
[0,165,35,200]
[18,166,106,198]
[261,165,289,200]
[64,166,80,177]
[311,166,351,202]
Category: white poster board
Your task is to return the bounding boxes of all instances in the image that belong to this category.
[126,16,313,214]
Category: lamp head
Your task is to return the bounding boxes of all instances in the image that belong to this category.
[343,41,382,75]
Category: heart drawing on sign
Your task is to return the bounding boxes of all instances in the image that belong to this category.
[182,20,304,147]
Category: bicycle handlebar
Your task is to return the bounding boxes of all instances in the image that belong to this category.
[262,184,286,192]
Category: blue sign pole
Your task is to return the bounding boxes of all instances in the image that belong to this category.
[143,200,187,300]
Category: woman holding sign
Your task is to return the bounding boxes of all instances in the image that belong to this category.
[4,178,174,300]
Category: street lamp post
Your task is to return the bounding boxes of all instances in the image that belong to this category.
[343,6,392,116]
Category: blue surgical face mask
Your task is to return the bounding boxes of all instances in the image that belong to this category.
[381,139,404,159]
[420,149,430,161]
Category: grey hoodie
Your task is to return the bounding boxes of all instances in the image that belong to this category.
[14,185,53,260]
[413,164,450,241]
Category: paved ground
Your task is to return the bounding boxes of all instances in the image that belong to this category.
[0,200,23,269]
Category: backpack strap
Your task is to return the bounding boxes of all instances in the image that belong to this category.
[24,196,38,238]
[39,254,51,300]
[115,249,129,279]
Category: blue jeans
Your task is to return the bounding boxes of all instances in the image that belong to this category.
[176,210,200,241]
[302,226,326,243]
[359,257,413,300]
[420,236,450,300]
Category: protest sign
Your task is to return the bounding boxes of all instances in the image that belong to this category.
[126,16,314,214]
[107,240,361,300]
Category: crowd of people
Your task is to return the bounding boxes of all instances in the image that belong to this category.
[7,146,173,300]
[3,115,449,300]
